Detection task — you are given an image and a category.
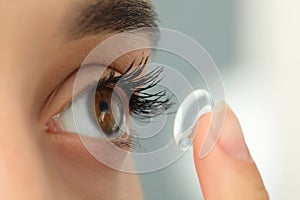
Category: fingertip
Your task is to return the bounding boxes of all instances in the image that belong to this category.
[192,104,268,200]
[218,105,253,161]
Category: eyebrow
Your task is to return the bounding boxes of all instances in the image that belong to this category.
[70,0,158,38]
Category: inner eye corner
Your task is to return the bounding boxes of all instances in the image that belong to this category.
[44,114,63,134]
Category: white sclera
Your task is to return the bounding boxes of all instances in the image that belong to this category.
[173,89,212,150]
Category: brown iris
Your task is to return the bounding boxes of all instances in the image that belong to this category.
[94,87,122,138]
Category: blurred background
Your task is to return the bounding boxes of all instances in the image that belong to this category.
[139,0,300,199]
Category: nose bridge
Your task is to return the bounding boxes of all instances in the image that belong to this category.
[0,66,51,199]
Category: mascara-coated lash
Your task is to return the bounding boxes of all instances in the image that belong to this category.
[97,56,173,119]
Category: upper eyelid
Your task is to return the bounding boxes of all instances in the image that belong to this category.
[70,64,126,105]
[43,64,114,119]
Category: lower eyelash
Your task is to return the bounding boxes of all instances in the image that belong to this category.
[110,136,142,152]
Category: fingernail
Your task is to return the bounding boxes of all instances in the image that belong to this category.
[218,104,252,161]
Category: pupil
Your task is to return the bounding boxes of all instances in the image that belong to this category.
[99,100,109,112]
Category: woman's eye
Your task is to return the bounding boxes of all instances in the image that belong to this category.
[45,56,173,148]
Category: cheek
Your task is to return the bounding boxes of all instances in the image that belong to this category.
[43,133,143,199]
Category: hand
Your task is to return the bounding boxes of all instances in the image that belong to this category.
[193,103,269,200]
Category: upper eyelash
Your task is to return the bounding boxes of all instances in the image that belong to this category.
[97,55,173,119]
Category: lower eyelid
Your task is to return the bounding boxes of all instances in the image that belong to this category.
[46,121,135,155]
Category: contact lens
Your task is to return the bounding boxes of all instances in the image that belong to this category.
[174,89,211,150]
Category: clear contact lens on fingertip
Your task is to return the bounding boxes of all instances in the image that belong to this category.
[173,89,212,150]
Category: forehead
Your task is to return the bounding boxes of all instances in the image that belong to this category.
[0,0,157,71]
[1,0,157,42]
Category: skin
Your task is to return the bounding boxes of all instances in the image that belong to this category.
[0,0,268,199]
[193,105,269,199]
